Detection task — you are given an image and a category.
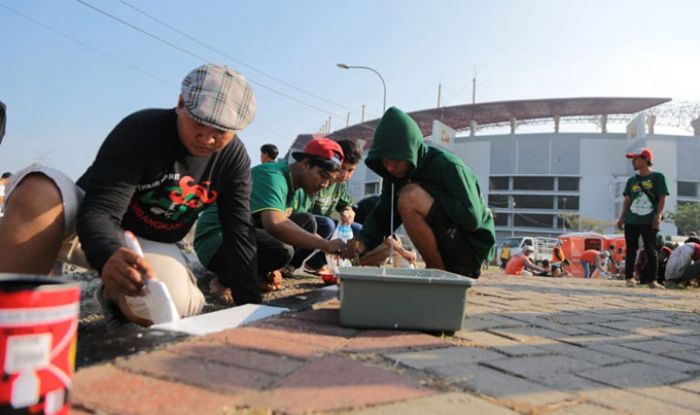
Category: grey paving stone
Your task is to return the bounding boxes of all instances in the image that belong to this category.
[586,343,700,373]
[488,326,567,344]
[599,319,670,333]
[571,323,631,337]
[386,346,503,370]
[620,339,697,355]
[455,331,547,357]
[484,355,598,384]
[588,387,699,415]
[461,314,525,331]
[578,362,690,388]
[532,342,628,366]
[335,392,519,415]
[535,373,606,393]
[429,363,576,407]
[663,334,700,347]
[548,313,620,325]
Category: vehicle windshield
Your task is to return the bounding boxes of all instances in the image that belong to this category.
[501,238,522,248]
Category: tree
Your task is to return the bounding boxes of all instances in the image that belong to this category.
[559,214,617,234]
[666,203,700,235]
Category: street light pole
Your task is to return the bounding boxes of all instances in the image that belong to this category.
[336,63,387,113]
[562,197,567,233]
[511,196,516,237]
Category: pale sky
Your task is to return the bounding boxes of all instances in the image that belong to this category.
[2,0,699,179]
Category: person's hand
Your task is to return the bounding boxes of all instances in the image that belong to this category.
[340,207,355,225]
[341,239,365,260]
[401,249,417,264]
[101,248,156,297]
[324,238,347,255]
[616,217,624,230]
[652,214,662,230]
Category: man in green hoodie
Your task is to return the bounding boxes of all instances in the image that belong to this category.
[344,107,495,278]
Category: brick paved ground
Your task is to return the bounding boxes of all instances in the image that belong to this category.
[71,272,700,414]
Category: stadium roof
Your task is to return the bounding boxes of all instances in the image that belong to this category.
[324,97,671,143]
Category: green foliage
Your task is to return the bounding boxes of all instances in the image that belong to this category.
[666,203,700,235]
[559,214,617,234]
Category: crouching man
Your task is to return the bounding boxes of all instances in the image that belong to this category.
[343,107,495,277]
[0,64,259,325]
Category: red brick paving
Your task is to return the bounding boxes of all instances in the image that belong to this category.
[72,365,237,415]
[116,350,276,393]
[239,355,434,414]
[254,314,358,338]
[206,326,347,358]
[167,339,304,376]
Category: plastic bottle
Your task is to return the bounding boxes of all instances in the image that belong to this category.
[336,223,353,243]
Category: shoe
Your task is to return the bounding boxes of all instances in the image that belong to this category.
[648,281,665,290]
[625,279,637,287]
[664,280,686,289]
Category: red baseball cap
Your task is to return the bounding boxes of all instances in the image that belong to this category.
[292,137,344,170]
[625,147,653,164]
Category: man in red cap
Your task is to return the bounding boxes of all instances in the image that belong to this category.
[195,137,348,302]
[617,147,669,289]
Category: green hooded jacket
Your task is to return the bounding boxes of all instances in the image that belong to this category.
[358,106,496,263]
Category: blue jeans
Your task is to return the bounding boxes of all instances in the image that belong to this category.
[582,261,593,278]
[304,215,362,270]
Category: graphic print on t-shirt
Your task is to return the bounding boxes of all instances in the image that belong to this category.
[629,182,654,216]
[132,174,218,230]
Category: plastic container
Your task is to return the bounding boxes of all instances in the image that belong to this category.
[337,267,474,332]
[0,274,80,415]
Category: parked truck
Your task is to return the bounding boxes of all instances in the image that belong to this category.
[497,236,559,266]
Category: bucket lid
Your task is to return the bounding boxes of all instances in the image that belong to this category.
[337,267,474,286]
[0,274,80,293]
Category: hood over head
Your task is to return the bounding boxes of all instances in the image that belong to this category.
[365,107,427,180]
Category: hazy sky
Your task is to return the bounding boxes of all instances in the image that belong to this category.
[2,0,699,179]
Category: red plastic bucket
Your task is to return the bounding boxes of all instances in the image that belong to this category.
[0,275,80,415]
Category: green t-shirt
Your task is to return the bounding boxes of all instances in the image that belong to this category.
[623,171,669,225]
[194,160,307,267]
[250,160,306,218]
[308,182,353,217]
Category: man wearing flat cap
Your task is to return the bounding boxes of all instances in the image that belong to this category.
[0,64,259,325]
[617,147,669,289]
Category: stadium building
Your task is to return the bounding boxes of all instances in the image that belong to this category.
[289,97,700,242]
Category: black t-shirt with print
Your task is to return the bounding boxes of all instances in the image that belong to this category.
[76,108,260,303]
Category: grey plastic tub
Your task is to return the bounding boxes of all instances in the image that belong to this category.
[337,267,475,332]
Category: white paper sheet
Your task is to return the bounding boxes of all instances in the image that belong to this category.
[152,303,288,336]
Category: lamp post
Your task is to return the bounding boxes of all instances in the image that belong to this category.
[336,63,387,113]
[511,196,516,237]
[562,197,567,233]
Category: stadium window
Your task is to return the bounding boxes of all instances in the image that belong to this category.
[558,177,579,191]
[488,194,509,208]
[558,196,579,210]
[514,214,554,228]
[364,181,380,195]
[489,177,509,190]
[493,213,508,226]
[678,181,698,197]
[513,177,554,190]
[512,195,554,209]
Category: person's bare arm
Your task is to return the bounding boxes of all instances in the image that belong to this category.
[524,258,545,273]
[260,210,345,254]
[653,194,667,230]
[617,195,631,229]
